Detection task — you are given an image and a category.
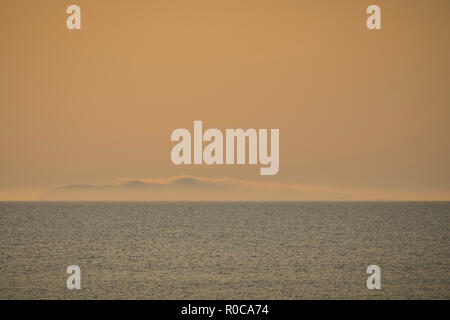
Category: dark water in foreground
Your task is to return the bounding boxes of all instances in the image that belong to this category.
[0,201,448,299]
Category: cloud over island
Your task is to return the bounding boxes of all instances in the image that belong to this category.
[39,175,354,201]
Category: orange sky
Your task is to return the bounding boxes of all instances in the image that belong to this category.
[1,0,449,200]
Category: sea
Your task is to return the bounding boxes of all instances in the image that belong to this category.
[0,201,448,299]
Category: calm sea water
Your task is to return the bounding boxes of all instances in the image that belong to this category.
[0,201,448,299]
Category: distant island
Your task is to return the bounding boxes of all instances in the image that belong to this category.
[39,175,353,201]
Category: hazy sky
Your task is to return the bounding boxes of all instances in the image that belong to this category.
[1,0,449,200]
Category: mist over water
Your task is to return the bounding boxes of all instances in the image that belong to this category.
[0,201,448,299]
